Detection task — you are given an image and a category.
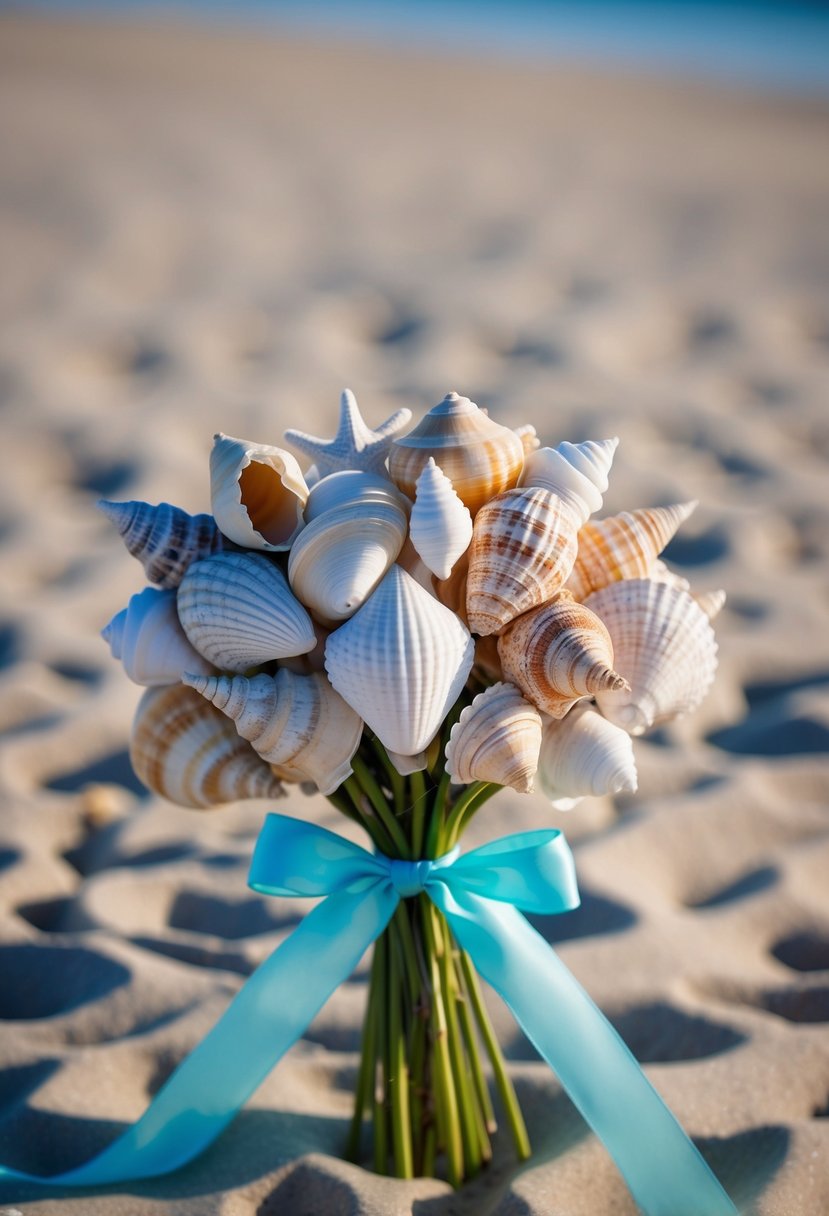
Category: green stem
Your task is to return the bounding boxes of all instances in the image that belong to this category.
[436,910,482,1176]
[443,781,498,847]
[388,925,414,1178]
[346,937,382,1161]
[421,896,464,1186]
[453,948,496,1136]
[369,734,405,817]
[373,933,389,1174]
[409,769,428,857]
[350,756,410,858]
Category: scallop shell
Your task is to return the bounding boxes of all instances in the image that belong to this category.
[98,500,223,589]
[409,457,473,580]
[177,551,316,672]
[304,469,410,523]
[102,587,213,687]
[324,564,475,756]
[183,669,363,796]
[519,438,618,527]
[288,497,408,625]
[388,392,524,517]
[445,681,542,793]
[536,702,638,806]
[497,596,628,718]
[210,433,308,551]
[130,683,285,809]
[565,502,697,601]
[585,578,718,735]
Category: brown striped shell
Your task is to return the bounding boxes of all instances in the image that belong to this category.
[565,501,697,601]
[444,681,543,793]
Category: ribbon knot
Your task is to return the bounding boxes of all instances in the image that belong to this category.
[387,848,459,898]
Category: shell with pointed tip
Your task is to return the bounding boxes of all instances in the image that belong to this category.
[285,389,412,479]
[536,702,638,805]
[304,469,410,523]
[498,596,628,718]
[445,681,542,793]
[98,500,223,589]
[183,669,362,796]
[325,564,475,756]
[649,559,691,593]
[585,578,718,735]
[102,587,214,687]
[695,589,727,620]
[210,433,308,551]
[130,684,285,809]
[288,498,408,625]
[565,502,697,601]
[388,392,524,517]
[409,457,473,580]
[519,438,618,527]
[433,548,470,626]
[177,551,316,671]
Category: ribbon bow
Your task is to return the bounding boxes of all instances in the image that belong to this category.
[0,815,736,1215]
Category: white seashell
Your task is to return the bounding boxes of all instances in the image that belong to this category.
[102,587,213,687]
[585,578,718,735]
[98,499,223,588]
[397,536,440,594]
[387,749,428,776]
[514,424,540,458]
[177,551,316,672]
[183,669,363,796]
[304,469,410,523]
[325,564,475,756]
[565,502,697,601]
[445,681,542,793]
[649,559,691,593]
[536,702,638,805]
[210,432,308,551]
[288,498,408,625]
[409,458,474,580]
[519,438,618,527]
[285,388,412,479]
[694,589,726,620]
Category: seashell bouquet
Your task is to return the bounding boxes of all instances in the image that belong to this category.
[100,388,724,1190]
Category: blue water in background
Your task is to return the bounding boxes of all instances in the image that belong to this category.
[12,0,829,96]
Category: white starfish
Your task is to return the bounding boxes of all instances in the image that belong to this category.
[284,389,412,479]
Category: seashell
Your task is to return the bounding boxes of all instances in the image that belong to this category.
[388,391,524,517]
[536,702,638,806]
[102,587,213,687]
[387,749,428,776]
[585,578,718,735]
[433,548,470,626]
[304,469,410,523]
[277,619,331,675]
[649,559,691,593]
[694,589,726,620]
[130,683,285,809]
[397,536,440,594]
[288,497,408,625]
[177,551,316,672]
[445,681,542,794]
[409,457,473,580]
[285,388,412,479]
[498,596,628,718]
[565,502,697,601]
[465,487,581,635]
[324,564,475,756]
[210,432,308,551]
[514,424,540,458]
[98,500,223,589]
[183,669,363,796]
[474,633,503,683]
[519,438,618,527]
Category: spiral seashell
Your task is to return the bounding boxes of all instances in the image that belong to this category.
[465,487,581,636]
[519,438,618,527]
[536,702,638,807]
[694,589,726,620]
[445,681,542,793]
[304,469,410,523]
[409,457,473,580]
[585,578,718,735]
[514,424,540,458]
[130,684,285,809]
[325,564,475,756]
[210,433,308,551]
[102,587,214,687]
[433,548,470,626]
[98,500,223,589]
[177,551,316,671]
[288,497,408,625]
[388,392,524,517]
[183,669,363,796]
[565,502,697,601]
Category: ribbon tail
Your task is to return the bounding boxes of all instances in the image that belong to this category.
[432,886,738,1216]
[0,884,398,1189]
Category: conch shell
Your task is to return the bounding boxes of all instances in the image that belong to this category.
[177,551,316,671]
[102,587,213,686]
[565,502,697,601]
[536,702,638,808]
[445,681,542,793]
[210,432,308,551]
[519,438,618,528]
[130,683,284,809]
[98,499,223,589]
[409,457,473,580]
[304,469,410,523]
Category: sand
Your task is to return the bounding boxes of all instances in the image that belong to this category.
[0,11,828,1215]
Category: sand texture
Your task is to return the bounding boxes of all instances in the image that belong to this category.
[1,12,828,1214]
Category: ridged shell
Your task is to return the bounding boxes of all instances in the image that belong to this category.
[497,596,628,718]
[177,551,316,671]
[695,589,727,620]
[98,499,223,589]
[585,578,718,735]
[514,424,540,458]
[409,457,473,580]
[210,432,308,551]
[519,438,617,527]
[102,587,213,686]
[649,559,691,593]
[565,502,697,601]
[130,683,284,809]
[304,469,410,523]
[445,681,542,793]
[183,669,363,796]
[284,388,412,479]
[536,702,638,807]
[324,564,475,756]
[288,498,408,625]
[388,392,524,517]
[474,633,504,683]
[465,487,581,635]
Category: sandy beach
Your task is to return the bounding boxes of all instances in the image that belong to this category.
[0,11,828,1214]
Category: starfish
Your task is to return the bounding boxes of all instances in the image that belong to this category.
[284,389,412,479]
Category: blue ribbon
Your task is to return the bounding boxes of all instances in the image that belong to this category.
[0,814,737,1215]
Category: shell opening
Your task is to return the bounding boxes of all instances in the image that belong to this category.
[239,462,301,547]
